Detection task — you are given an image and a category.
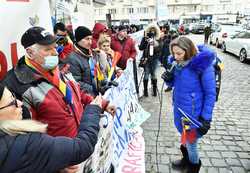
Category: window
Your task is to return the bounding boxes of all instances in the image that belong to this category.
[122,8,125,14]
[244,32,250,38]
[128,8,134,14]
[236,32,250,39]
[108,8,117,14]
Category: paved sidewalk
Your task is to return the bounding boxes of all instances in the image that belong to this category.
[140,42,250,173]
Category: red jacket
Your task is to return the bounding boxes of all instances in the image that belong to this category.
[111,35,137,69]
[3,57,94,138]
[91,23,107,49]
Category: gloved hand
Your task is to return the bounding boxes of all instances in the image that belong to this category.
[99,84,111,95]
[161,70,174,82]
[161,63,175,82]
[108,80,118,87]
[98,80,111,95]
[197,117,211,135]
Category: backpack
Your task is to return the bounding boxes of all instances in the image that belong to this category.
[212,56,223,101]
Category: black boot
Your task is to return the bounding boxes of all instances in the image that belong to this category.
[151,79,157,97]
[186,160,201,173]
[143,80,148,97]
[172,145,189,170]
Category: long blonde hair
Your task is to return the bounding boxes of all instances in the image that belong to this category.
[0,120,47,136]
[97,34,111,48]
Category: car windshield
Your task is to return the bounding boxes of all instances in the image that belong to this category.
[234,31,250,38]
[221,25,243,33]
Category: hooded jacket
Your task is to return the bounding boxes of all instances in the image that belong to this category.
[139,24,161,61]
[144,23,161,40]
[166,45,216,134]
[92,23,107,49]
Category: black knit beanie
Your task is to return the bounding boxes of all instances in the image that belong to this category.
[75,26,92,43]
[0,83,5,101]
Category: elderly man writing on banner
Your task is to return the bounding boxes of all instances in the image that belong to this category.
[3,26,116,173]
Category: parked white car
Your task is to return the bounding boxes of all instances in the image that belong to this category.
[209,25,244,48]
[222,31,250,63]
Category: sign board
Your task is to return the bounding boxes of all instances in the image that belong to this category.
[0,0,52,80]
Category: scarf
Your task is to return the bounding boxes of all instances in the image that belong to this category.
[175,60,190,70]
[75,44,92,57]
[25,57,73,106]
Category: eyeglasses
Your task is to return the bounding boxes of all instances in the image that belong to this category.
[0,93,18,110]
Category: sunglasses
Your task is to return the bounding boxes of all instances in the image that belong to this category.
[0,92,18,110]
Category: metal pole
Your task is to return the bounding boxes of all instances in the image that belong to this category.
[155,0,158,21]
[133,60,139,95]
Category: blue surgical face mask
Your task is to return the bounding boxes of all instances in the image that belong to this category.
[41,55,59,70]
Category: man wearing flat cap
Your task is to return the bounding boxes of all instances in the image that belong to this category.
[2,26,115,173]
[111,25,137,69]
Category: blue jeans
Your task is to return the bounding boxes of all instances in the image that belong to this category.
[186,139,199,164]
[143,59,159,80]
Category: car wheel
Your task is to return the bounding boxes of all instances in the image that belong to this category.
[239,49,247,63]
[215,39,220,48]
[209,37,213,44]
[222,42,226,52]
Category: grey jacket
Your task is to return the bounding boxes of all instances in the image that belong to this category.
[64,50,94,95]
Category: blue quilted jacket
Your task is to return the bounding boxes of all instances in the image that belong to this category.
[166,45,216,134]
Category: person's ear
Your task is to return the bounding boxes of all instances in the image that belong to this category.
[26,47,36,59]
[26,48,32,56]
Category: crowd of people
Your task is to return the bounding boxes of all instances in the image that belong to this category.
[0,21,217,173]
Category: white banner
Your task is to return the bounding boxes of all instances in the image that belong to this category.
[82,60,150,173]
[118,129,145,173]
[0,0,52,80]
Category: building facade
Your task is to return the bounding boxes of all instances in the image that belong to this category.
[94,0,250,25]
[94,0,167,25]
[169,0,250,24]
[49,0,105,28]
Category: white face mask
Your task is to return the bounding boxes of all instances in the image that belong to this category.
[41,55,59,70]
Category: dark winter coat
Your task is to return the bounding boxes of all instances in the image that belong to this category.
[0,105,101,173]
[159,34,172,67]
[64,46,95,95]
[165,45,216,134]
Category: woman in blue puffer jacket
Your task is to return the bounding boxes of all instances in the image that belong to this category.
[161,37,216,173]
